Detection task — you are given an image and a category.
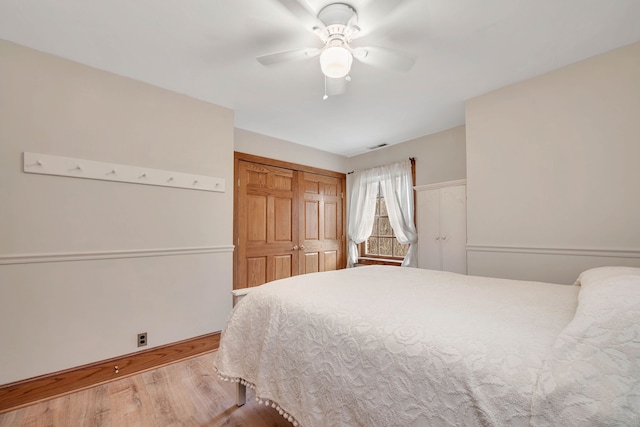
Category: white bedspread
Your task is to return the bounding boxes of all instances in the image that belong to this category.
[215,266,581,426]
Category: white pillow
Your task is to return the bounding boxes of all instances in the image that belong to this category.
[531,270,640,425]
[572,266,640,286]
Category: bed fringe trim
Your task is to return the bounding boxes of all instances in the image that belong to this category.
[215,370,301,427]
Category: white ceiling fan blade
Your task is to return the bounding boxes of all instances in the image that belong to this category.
[273,0,325,32]
[257,48,320,66]
[352,46,416,72]
[326,77,347,96]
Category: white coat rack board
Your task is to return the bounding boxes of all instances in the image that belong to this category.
[22,152,225,193]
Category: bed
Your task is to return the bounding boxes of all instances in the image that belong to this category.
[214,266,640,426]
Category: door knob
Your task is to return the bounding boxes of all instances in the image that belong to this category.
[435,236,440,240]
[292,245,299,250]
[442,235,447,240]
[299,245,305,250]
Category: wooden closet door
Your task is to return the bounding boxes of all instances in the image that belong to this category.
[236,161,299,289]
[298,172,344,274]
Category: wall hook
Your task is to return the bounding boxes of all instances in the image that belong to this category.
[167,177,174,182]
[36,160,43,166]
[139,173,147,179]
[193,180,199,185]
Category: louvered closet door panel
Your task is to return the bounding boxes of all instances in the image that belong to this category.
[441,185,467,274]
[298,172,344,274]
[417,188,442,270]
[237,161,298,289]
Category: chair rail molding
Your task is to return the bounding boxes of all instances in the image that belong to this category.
[466,244,640,258]
[0,245,235,265]
[414,179,466,192]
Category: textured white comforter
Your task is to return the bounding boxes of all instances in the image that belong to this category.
[214,266,634,426]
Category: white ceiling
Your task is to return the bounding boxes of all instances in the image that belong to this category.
[1,0,639,157]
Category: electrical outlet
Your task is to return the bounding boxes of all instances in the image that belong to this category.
[137,332,147,347]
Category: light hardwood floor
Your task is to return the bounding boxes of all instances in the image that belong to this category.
[0,351,291,427]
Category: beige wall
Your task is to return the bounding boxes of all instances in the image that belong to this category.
[348,126,466,185]
[236,125,466,183]
[346,126,466,264]
[466,42,640,284]
[235,128,350,173]
[0,40,234,384]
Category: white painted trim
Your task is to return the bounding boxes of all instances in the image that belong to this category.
[0,246,235,265]
[414,179,467,192]
[232,287,258,307]
[357,257,403,264]
[23,152,225,193]
[466,244,640,259]
[231,288,254,297]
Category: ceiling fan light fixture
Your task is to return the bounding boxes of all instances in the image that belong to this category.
[320,45,353,79]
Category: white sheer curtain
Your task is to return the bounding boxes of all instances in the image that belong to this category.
[379,159,418,267]
[346,168,379,267]
[347,159,418,268]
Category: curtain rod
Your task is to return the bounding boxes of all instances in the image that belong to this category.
[346,157,415,175]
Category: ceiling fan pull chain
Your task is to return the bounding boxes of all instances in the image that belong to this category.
[323,75,329,100]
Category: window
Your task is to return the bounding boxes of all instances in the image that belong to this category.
[359,183,410,260]
[350,158,416,266]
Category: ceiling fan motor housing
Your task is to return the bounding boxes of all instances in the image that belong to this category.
[318,3,359,43]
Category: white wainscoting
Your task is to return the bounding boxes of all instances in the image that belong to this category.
[467,244,640,284]
[0,249,234,385]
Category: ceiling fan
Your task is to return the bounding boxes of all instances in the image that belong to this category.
[257,1,416,98]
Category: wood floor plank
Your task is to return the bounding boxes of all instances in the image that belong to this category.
[80,384,111,427]
[108,377,147,427]
[143,364,187,426]
[0,352,292,427]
